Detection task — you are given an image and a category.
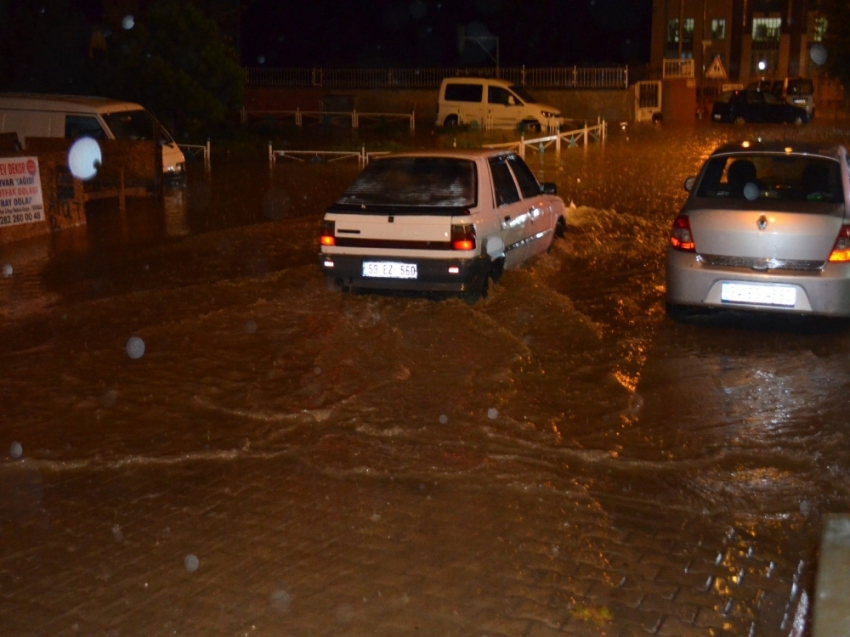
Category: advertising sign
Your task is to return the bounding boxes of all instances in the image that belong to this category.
[0,157,44,228]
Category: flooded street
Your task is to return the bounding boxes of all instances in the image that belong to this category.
[2,120,850,636]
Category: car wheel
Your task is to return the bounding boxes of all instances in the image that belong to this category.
[444,115,459,127]
[523,120,542,133]
[733,116,746,125]
[792,115,805,125]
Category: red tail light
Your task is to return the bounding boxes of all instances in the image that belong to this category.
[669,215,695,252]
[320,220,335,247]
[451,224,476,250]
[828,225,850,262]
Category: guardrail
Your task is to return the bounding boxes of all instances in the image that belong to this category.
[242,108,416,131]
[178,139,211,164]
[268,143,389,168]
[246,66,629,89]
[482,118,608,157]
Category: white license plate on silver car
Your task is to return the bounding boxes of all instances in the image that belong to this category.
[362,261,418,279]
[721,282,796,307]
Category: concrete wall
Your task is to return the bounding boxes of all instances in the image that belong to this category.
[244,86,632,126]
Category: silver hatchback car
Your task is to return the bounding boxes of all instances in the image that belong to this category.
[666,140,850,317]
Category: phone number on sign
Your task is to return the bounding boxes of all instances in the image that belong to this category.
[0,210,43,226]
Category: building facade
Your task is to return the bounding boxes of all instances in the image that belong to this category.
[650,0,826,86]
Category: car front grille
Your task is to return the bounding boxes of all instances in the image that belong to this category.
[697,254,825,271]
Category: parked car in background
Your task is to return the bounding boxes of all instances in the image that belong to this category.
[436,77,564,132]
[711,89,809,125]
[319,149,567,301]
[747,77,816,119]
[666,140,850,317]
[0,93,186,179]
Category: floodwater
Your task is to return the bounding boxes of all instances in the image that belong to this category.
[2,120,850,636]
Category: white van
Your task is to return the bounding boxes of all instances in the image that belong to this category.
[0,93,186,179]
[436,77,564,132]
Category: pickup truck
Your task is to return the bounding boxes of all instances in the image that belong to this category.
[319,149,567,300]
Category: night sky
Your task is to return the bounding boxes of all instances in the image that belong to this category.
[240,0,654,68]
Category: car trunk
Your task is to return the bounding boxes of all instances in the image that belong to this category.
[326,211,455,250]
[689,206,844,262]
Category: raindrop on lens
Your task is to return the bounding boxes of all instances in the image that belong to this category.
[270,588,291,613]
[810,44,827,66]
[743,182,759,201]
[68,137,102,180]
[800,500,813,516]
[126,336,145,359]
[184,554,199,572]
[439,414,448,424]
[487,408,498,420]
[244,319,257,334]
[257,55,266,65]
[9,441,23,459]
[122,15,135,30]
[2,263,12,277]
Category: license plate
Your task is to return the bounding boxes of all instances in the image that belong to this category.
[721,282,796,307]
[362,261,418,279]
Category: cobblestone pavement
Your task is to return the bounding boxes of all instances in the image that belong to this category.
[0,453,813,637]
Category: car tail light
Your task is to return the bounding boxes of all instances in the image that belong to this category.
[669,215,695,252]
[451,223,476,250]
[828,225,850,262]
[320,220,335,247]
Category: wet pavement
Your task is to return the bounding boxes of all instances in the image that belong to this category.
[2,119,850,636]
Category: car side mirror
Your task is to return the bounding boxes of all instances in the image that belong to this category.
[684,176,696,192]
[540,182,557,194]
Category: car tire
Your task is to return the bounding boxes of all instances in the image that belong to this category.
[733,116,746,125]
[523,120,542,133]
[792,115,805,125]
[443,115,459,127]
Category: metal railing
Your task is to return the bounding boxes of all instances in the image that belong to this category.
[482,118,607,158]
[663,59,695,79]
[246,66,629,89]
[241,108,415,130]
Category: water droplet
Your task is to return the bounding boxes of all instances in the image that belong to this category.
[67,137,102,180]
[810,43,827,66]
[313,367,322,375]
[122,15,135,30]
[112,524,123,541]
[126,336,145,359]
[2,263,12,277]
[184,554,200,572]
[800,500,813,516]
[487,408,498,420]
[244,319,257,334]
[439,414,448,424]
[9,441,23,458]
[270,588,291,613]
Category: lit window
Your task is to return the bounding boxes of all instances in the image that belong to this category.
[812,16,827,42]
[711,19,726,40]
[753,17,781,42]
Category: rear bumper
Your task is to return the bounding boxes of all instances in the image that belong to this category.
[666,249,850,316]
[319,252,490,293]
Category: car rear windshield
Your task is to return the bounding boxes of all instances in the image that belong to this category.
[336,157,477,207]
[696,154,844,204]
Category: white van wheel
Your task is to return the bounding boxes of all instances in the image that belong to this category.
[444,115,459,127]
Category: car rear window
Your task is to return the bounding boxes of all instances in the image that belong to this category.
[336,157,477,207]
[696,154,843,203]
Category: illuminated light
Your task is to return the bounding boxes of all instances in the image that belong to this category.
[450,223,476,250]
[320,220,335,246]
[448,266,460,274]
[784,147,793,153]
[741,141,750,148]
[758,60,767,71]
[828,225,850,262]
[669,215,696,252]
[323,260,334,268]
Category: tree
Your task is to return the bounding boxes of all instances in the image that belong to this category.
[101,1,246,139]
[816,0,850,90]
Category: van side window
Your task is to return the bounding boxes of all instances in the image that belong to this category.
[507,155,542,199]
[489,157,520,207]
[488,86,514,106]
[65,115,106,140]
[444,83,483,103]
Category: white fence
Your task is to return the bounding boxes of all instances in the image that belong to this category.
[246,66,629,89]
[482,118,608,158]
[268,143,389,168]
[663,59,694,79]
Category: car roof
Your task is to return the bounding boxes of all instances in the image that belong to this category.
[0,92,144,114]
[708,140,845,161]
[371,148,516,161]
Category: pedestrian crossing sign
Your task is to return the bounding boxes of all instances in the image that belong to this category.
[705,55,727,79]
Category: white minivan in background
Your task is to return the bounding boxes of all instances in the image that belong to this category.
[436,77,564,132]
[0,93,186,179]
